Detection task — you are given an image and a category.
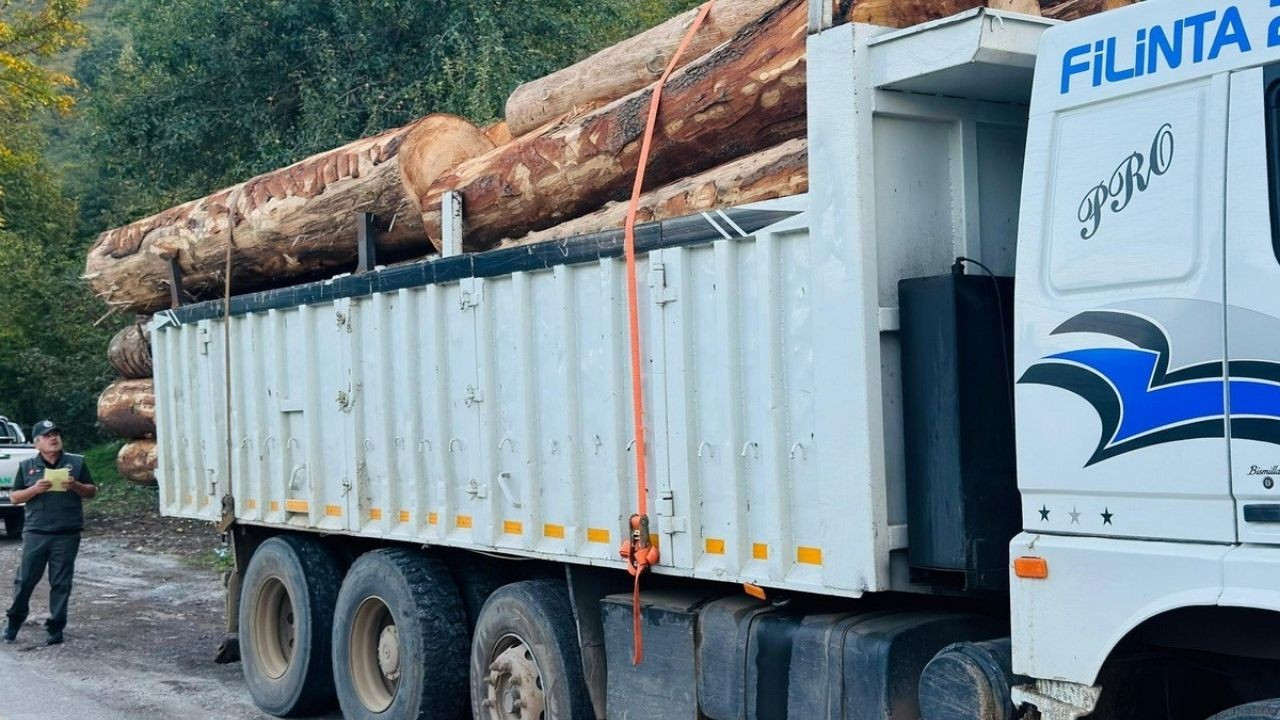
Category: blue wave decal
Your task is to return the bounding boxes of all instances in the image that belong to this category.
[1020,310,1280,467]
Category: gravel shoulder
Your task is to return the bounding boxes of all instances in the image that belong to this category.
[0,511,340,719]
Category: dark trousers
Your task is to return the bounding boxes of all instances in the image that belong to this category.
[6,532,81,634]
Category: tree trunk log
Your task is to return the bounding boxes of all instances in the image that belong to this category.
[117,440,158,486]
[98,379,156,439]
[504,139,807,247]
[483,121,513,146]
[107,319,152,379]
[843,0,1040,25]
[1039,0,1132,21]
[85,115,493,314]
[417,0,807,252]
[505,0,790,137]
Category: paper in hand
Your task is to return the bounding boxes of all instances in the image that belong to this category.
[42,468,70,491]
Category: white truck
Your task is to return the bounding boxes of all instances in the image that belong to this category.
[0,417,32,539]
[152,2,1280,719]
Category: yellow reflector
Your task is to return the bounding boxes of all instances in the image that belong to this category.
[743,583,767,601]
[398,511,410,523]
[587,528,610,544]
[705,538,726,555]
[368,508,382,521]
[752,543,769,561]
[503,520,524,536]
[797,546,823,565]
[428,512,439,525]
[285,499,309,513]
[544,523,566,539]
[325,505,343,517]
[1014,556,1049,580]
[456,515,473,529]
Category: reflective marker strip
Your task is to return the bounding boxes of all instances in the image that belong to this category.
[285,500,309,513]
[245,499,258,510]
[797,547,823,565]
[269,501,280,512]
[325,505,343,517]
[456,515,473,529]
[587,528,610,544]
[398,511,410,523]
[428,512,439,525]
[706,538,726,555]
[368,508,382,521]
[753,543,769,560]
[503,520,524,536]
[544,524,565,539]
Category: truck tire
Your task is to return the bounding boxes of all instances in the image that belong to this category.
[1209,700,1280,719]
[449,554,508,632]
[332,548,469,720]
[239,535,340,717]
[4,512,22,539]
[470,579,592,720]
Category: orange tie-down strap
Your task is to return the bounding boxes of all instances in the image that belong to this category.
[618,0,718,665]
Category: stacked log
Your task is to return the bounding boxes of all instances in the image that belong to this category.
[85,115,494,314]
[100,319,159,485]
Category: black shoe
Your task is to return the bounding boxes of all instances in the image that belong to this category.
[3,623,17,643]
[45,632,62,646]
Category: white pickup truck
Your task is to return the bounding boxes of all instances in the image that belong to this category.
[0,417,34,538]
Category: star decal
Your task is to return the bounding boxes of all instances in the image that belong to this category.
[1069,507,1081,525]
[1039,505,1051,522]
[1101,508,1114,525]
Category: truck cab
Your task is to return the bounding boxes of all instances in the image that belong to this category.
[1012,2,1280,716]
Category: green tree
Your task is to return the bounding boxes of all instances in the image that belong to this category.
[75,0,700,230]
[0,0,87,214]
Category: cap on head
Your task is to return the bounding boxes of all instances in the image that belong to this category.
[32,420,59,439]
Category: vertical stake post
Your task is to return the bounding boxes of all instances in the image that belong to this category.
[356,212,377,273]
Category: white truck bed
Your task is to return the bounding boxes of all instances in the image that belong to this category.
[153,8,1048,598]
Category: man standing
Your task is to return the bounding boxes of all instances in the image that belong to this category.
[3,420,95,645]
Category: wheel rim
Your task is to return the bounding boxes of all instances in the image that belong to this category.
[350,596,399,712]
[481,633,547,720]
[252,576,296,680]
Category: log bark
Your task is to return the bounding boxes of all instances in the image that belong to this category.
[843,0,1040,25]
[505,0,790,137]
[85,115,493,314]
[107,319,152,379]
[98,379,156,439]
[418,0,808,252]
[117,440,158,486]
[504,139,807,247]
[1039,0,1132,21]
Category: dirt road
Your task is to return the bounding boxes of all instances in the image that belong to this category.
[0,521,341,720]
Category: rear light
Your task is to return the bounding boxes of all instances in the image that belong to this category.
[1014,556,1049,579]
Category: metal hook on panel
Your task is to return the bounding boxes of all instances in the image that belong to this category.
[551,440,560,455]
[496,472,522,508]
[789,442,806,460]
[287,437,300,450]
[394,436,405,450]
[593,434,602,455]
[698,441,715,459]
[626,439,636,452]
[418,439,432,453]
[289,464,307,491]
[363,439,375,451]
[499,437,515,453]
[239,437,252,449]
[265,436,277,451]
[740,441,760,459]
[449,438,463,453]
[182,437,190,447]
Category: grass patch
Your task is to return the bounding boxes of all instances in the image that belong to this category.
[187,546,234,573]
[82,441,158,519]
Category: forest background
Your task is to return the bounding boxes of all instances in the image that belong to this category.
[0,0,700,447]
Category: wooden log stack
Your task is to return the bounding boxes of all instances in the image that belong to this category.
[85,0,1133,488]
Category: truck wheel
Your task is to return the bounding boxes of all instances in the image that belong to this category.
[1208,700,1280,719]
[4,512,22,539]
[332,548,469,720]
[470,579,592,720]
[239,535,340,717]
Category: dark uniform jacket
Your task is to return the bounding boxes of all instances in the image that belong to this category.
[11,453,93,534]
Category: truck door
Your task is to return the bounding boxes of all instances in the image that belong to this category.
[1225,67,1280,545]
[1016,76,1235,543]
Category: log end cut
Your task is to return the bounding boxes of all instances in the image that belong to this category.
[117,439,158,486]
[98,378,157,440]
[107,320,153,380]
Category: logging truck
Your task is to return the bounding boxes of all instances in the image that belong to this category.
[149,2,1280,719]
